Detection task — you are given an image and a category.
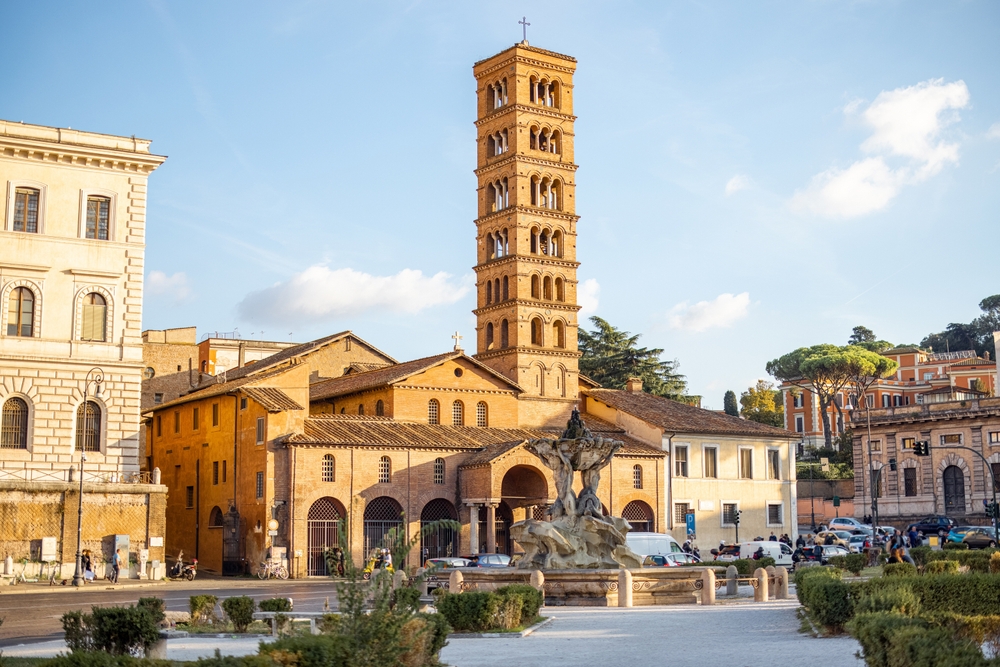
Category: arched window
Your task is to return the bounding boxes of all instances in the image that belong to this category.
[358,403,364,415]
[12,187,40,233]
[540,230,550,255]
[550,130,560,154]
[201,360,208,372]
[530,318,543,346]
[530,226,539,253]
[378,456,391,484]
[502,276,509,301]
[81,293,107,342]
[531,275,540,299]
[500,320,509,349]
[551,231,562,257]
[486,281,493,304]
[1,397,29,449]
[543,276,552,300]
[433,457,445,485]
[428,399,440,425]
[633,465,643,490]
[208,506,224,528]
[553,321,565,348]
[7,287,34,337]
[75,400,101,452]
[530,126,539,150]
[452,400,464,426]
[486,323,494,349]
[322,454,335,482]
[555,277,565,302]
[375,399,384,417]
[476,401,488,427]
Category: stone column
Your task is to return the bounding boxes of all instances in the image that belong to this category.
[617,569,633,607]
[700,568,715,606]
[485,504,497,554]
[726,565,738,596]
[776,567,789,600]
[765,566,776,600]
[753,568,768,602]
[467,504,480,555]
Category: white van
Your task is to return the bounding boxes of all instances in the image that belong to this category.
[739,541,793,567]
[626,532,683,558]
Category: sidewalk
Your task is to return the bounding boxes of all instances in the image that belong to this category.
[0,577,167,596]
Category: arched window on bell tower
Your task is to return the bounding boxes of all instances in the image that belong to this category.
[502,276,509,301]
[553,320,565,348]
[555,277,565,302]
[500,320,509,348]
[486,281,493,304]
[486,322,494,349]
[531,275,540,299]
[530,317,543,346]
[543,276,552,300]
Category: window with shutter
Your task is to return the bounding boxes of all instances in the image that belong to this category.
[81,293,107,342]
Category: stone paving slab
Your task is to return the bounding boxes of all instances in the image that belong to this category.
[440,601,863,667]
[3,637,274,661]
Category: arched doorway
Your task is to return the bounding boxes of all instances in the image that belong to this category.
[622,500,654,532]
[307,497,346,576]
[478,502,514,555]
[501,465,548,510]
[363,496,404,555]
[420,498,458,560]
[943,466,965,514]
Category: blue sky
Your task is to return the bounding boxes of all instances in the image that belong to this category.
[4,1,999,407]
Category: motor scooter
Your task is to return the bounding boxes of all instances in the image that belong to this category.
[168,550,198,581]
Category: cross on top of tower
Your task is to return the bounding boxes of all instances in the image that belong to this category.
[519,16,530,43]
[452,331,463,351]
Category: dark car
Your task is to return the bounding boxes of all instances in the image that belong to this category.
[962,526,999,549]
[798,544,849,565]
[906,516,955,535]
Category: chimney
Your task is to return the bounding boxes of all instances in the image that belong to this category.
[626,377,643,393]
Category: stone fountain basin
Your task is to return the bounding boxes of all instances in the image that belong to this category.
[449,566,712,606]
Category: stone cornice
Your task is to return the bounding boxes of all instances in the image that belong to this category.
[475,153,578,177]
[473,299,582,316]
[474,46,577,72]
[0,136,166,173]
[473,255,580,272]
[474,347,582,362]
[475,104,576,128]
[475,206,578,226]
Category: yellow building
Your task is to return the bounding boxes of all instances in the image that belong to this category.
[0,119,168,575]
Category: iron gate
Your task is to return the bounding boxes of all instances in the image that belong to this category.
[420,498,458,560]
[307,497,344,576]
[363,496,403,555]
[222,508,242,575]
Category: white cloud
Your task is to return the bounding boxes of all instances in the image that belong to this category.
[725,174,751,196]
[668,292,750,332]
[987,123,1000,140]
[237,265,472,325]
[146,271,192,304]
[578,278,600,317]
[791,79,969,218]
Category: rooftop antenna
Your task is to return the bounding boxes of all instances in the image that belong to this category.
[519,16,530,43]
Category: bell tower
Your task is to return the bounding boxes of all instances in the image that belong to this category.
[472,43,581,428]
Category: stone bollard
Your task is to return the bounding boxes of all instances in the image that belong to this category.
[700,568,715,606]
[146,632,170,659]
[392,570,408,591]
[765,566,776,600]
[753,568,768,602]
[448,569,464,594]
[776,567,789,600]
[726,565,738,596]
[530,570,545,602]
[415,567,428,597]
[617,569,633,608]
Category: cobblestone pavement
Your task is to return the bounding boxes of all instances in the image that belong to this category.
[441,600,863,667]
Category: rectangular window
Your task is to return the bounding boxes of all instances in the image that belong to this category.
[874,469,884,498]
[793,394,803,408]
[990,432,1000,445]
[674,503,690,524]
[674,445,688,477]
[767,449,780,480]
[154,393,163,405]
[212,403,219,427]
[13,188,40,233]
[866,395,875,408]
[739,449,753,479]
[240,397,247,410]
[869,439,882,452]
[173,411,180,434]
[212,461,219,485]
[795,415,804,433]
[256,417,265,444]
[85,196,110,240]
[722,503,739,525]
[192,407,199,430]
[882,394,891,407]
[940,434,962,445]
[222,460,227,483]
[185,486,194,509]
[767,503,783,526]
[256,471,264,499]
[704,447,718,478]
[901,437,915,451]
[904,468,917,497]
[923,372,934,380]
[156,415,162,437]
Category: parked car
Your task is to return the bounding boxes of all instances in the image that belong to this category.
[801,544,850,565]
[946,526,978,544]
[962,526,999,549]
[474,553,511,568]
[907,516,956,535]
[626,532,683,559]
[711,544,741,562]
[739,541,794,567]
[424,557,472,569]
[644,554,700,567]
[423,557,473,590]
[829,517,867,531]
[665,552,702,566]
[847,534,872,553]
[815,530,854,548]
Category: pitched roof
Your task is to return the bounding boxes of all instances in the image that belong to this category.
[187,331,397,392]
[949,357,995,367]
[309,351,523,402]
[585,388,797,439]
[242,387,304,412]
[144,364,298,414]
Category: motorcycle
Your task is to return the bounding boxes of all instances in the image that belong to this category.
[168,550,198,581]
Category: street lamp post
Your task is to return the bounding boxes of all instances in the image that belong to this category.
[72,367,104,588]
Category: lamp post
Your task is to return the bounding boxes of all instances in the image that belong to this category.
[72,367,104,588]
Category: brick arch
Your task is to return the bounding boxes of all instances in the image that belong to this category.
[988,453,1000,465]
[1,279,42,338]
[614,489,659,516]
[73,285,115,342]
[489,450,555,501]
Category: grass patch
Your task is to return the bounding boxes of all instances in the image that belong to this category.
[450,615,547,635]
[0,659,50,667]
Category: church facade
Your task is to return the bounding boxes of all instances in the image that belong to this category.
[145,42,796,577]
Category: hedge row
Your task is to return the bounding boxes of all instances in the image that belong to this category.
[848,612,998,667]
[910,546,998,571]
[436,585,543,632]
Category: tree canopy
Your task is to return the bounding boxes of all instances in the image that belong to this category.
[723,390,739,416]
[847,325,893,353]
[739,380,783,427]
[578,316,689,399]
[921,294,1000,357]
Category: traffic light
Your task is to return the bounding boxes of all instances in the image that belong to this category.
[734,509,742,526]
[914,440,930,456]
[889,458,897,471]
[987,502,1000,520]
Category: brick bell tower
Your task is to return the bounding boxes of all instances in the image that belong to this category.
[472,42,581,429]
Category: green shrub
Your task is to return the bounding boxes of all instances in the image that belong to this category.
[496,584,543,622]
[319,614,341,635]
[391,587,422,614]
[221,596,256,633]
[925,611,1000,647]
[62,610,94,653]
[89,606,160,657]
[189,595,219,625]
[925,560,960,575]
[883,563,917,577]
[910,546,934,567]
[136,598,165,626]
[435,591,502,632]
[991,552,1000,574]
[853,573,1000,616]
[730,559,754,576]
[885,625,988,667]
[416,612,451,658]
[847,612,927,667]
[258,598,292,613]
[853,585,920,616]
[261,634,350,667]
[943,541,970,550]
[806,578,853,629]
[38,654,172,667]
[192,652,278,667]
[794,566,841,606]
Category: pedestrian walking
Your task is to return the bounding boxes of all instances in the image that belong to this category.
[112,549,122,584]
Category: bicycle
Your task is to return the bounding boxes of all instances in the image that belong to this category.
[257,560,288,580]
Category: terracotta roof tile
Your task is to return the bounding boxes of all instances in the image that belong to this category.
[585,388,796,439]
[143,365,296,414]
[242,387,304,412]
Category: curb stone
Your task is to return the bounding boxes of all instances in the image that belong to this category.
[449,616,553,639]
